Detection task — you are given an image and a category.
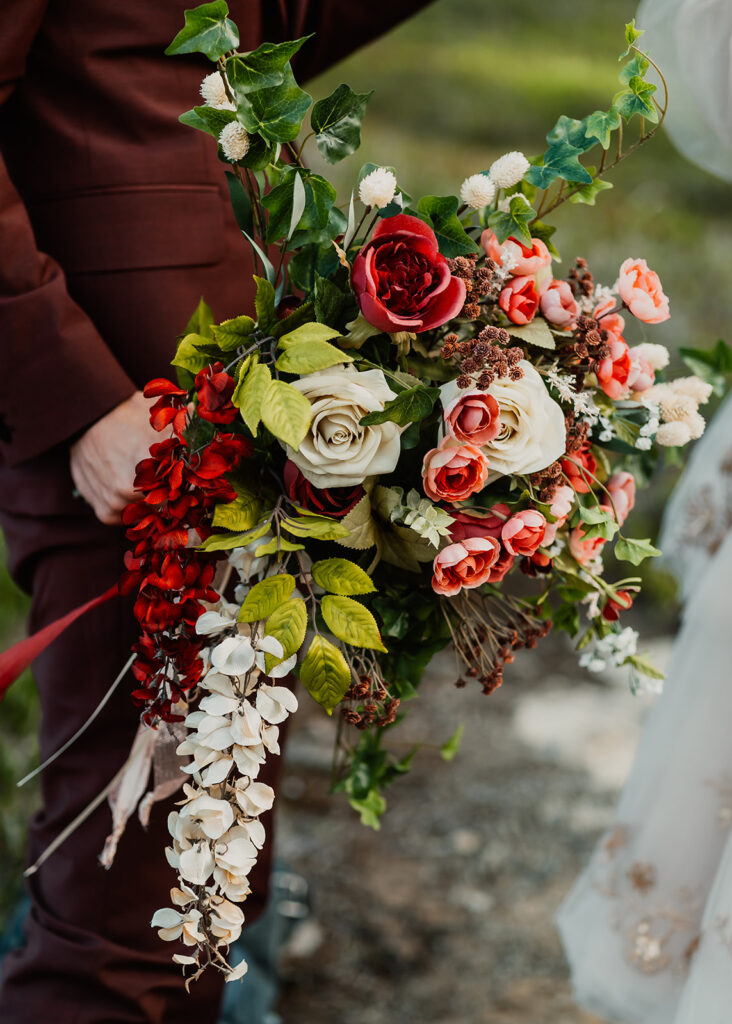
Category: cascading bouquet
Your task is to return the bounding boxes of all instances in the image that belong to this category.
[15,3,727,986]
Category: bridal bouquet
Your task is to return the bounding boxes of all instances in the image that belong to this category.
[69,6,724,982]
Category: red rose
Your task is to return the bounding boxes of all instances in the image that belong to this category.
[498,275,539,325]
[195,362,237,424]
[352,214,466,333]
[284,461,363,519]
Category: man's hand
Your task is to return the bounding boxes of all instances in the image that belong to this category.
[70,391,160,525]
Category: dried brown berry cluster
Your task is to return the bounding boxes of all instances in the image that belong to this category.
[446,254,494,320]
[529,459,564,503]
[441,326,523,390]
[455,617,553,695]
[341,675,400,729]
[564,413,590,455]
[567,256,594,299]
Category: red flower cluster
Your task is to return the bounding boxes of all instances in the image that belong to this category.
[283,461,363,519]
[120,377,251,724]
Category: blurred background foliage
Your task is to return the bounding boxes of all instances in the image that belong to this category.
[1,0,729,927]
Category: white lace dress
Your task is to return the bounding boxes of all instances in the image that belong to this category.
[557,394,732,1023]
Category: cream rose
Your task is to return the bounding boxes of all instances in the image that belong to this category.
[440,362,565,483]
[286,366,402,488]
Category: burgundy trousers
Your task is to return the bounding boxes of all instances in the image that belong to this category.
[0,511,280,1022]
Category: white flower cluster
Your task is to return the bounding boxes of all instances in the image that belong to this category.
[200,72,236,111]
[635,398,660,451]
[151,596,298,983]
[545,368,612,438]
[388,488,454,548]
[489,151,530,189]
[459,173,496,210]
[647,376,712,447]
[579,626,639,673]
[219,122,250,162]
[358,167,397,209]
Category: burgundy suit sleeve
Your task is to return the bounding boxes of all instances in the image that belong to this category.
[0,1,137,467]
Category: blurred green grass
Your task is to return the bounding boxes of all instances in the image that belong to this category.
[1,0,729,926]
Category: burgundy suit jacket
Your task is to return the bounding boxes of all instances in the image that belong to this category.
[0,0,429,584]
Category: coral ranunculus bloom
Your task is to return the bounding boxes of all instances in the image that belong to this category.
[431,537,501,596]
[422,438,489,502]
[498,275,539,325]
[616,257,670,324]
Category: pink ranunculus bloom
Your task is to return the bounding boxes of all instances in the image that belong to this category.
[443,389,501,446]
[603,471,635,527]
[499,275,539,325]
[568,525,607,566]
[422,438,489,503]
[480,228,505,266]
[540,279,579,330]
[541,483,575,546]
[501,509,547,556]
[593,298,626,345]
[627,350,655,394]
[616,257,670,324]
[502,236,552,277]
[431,537,501,596]
[596,337,632,400]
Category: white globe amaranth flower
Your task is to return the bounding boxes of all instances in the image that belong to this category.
[358,167,397,209]
[200,71,235,111]
[489,150,530,189]
[219,121,250,162]
[459,173,496,209]
[669,375,713,405]
[655,420,692,446]
[497,191,530,215]
[631,342,669,371]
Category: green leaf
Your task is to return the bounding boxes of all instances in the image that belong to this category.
[321,595,387,653]
[271,301,315,340]
[614,77,659,124]
[311,558,375,596]
[281,514,349,541]
[620,18,643,59]
[276,339,352,374]
[183,297,214,339]
[254,275,276,330]
[237,65,312,143]
[335,493,378,552]
[180,104,236,138]
[171,333,212,375]
[278,321,342,349]
[348,789,386,830]
[626,653,665,681]
[440,724,464,763]
[360,384,439,427]
[614,536,662,565]
[487,194,536,246]
[226,38,310,96]
[584,108,622,149]
[254,536,305,557]
[314,274,348,325]
[264,597,308,668]
[526,141,593,189]
[568,176,614,206]
[261,380,312,449]
[299,634,351,713]
[578,504,618,541]
[212,488,261,531]
[236,362,271,434]
[546,114,595,153]
[212,314,256,351]
[165,0,238,60]
[262,168,336,246]
[508,318,556,350]
[238,574,296,623]
[680,339,732,394]
[529,219,560,259]
[619,53,650,85]
[416,195,479,257]
[311,83,372,163]
[198,522,270,551]
[225,171,253,236]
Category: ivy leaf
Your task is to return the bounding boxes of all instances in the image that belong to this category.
[261,380,312,449]
[440,724,464,763]
[321,596,387,653]
[179,104,236,138]
[487,194,536,246]
[529,219,560,258]
[314,274,349,326]
[253,275,276,330]
[614,536,662,565]
[568,176,614,206]
[578,505,618,541]
[360,385,439,427]
[584,108,622,149]
[165,1,239,60]
[263,168,336,245]
[546,114,595,153]
[276,340,352,374]
[237,66,312,143]
[619,53,650,85]
[212,314,256,351]
[263,597,308,670]
[311,83,373,164]
[299,635,352,713]
[614,77,659,124]
[226,38,310,96]
[311,558,375,596]
[348,789,386,829]
[238,574,296,623]
[620,18,643,59]
[508,318,556,350]
[416,195,480,258]
[526,141,593,189]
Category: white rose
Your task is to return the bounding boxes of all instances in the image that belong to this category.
[285,366,402,488]
[440,361,565,483]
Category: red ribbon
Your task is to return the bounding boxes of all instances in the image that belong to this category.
[0,585,119,700]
